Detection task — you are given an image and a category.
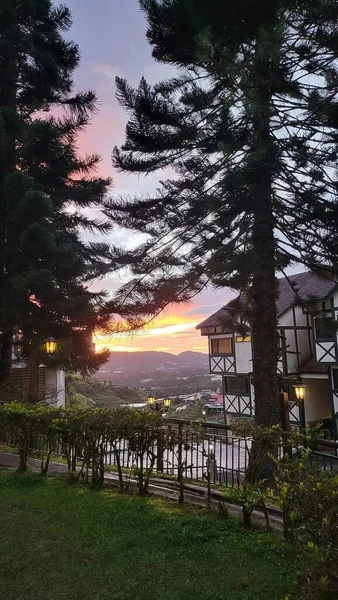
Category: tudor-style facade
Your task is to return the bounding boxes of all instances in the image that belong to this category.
[197,272,338,439]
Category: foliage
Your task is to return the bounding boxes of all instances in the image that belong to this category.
[274,451,338,599]
[65,373,145,409]
[126,410,164,494]
[0,402,165,492]
[0,0,114,383]
[107,0,338,438]
[229,420,288,526]
[165,399,206,421]
[0,471,307,600]
[0,402,58,472]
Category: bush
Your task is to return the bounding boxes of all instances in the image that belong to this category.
[0,403,165,493]
[0,403,59,472]
[274,451,338,599]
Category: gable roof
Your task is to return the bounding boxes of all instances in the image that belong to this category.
[196,271,337,330]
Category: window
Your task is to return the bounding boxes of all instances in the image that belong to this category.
[201,326,216,335]
[224,376,249,394]
[332,369,338,390]
[235,335,251,343]
[314,317,335,340]
[211,337,233,354]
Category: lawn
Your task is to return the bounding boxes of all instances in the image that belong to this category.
[0,471,305,600]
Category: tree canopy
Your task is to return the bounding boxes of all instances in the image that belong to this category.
[0,1,115,382]
[108,0,338,426]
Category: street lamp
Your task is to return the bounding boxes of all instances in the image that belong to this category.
[147,394,155,407]
[163,397,171,410]
[293,380,306,402]
[12,337,24,358]
[45,337,57,355]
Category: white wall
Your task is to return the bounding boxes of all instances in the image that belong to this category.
[234,340,252,374]
[45,369,66,407]
[297,328,311,364]
[302,377,332,423]
[279,307,311,373]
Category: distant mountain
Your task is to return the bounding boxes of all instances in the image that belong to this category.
[97,351,208,376]
[94,350,216,398]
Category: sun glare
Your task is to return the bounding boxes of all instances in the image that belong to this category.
[93,316,201,354]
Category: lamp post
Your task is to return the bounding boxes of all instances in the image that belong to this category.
[293,380,306,402]
[28,336,57,403]
[293,379,306,431]
[147,393,156,408]
[12,337,24,359]
[45,337,57,355]
[147,395,172,412]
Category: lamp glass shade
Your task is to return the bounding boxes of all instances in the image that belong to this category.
[12,339,24,357]
[163,398,171,409]
[293,382,306,401]
[147,394,155,406]
[45,337,57,355]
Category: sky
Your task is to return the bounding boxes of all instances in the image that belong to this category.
[55,0,233,354]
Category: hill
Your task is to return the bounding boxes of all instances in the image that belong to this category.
[93,350,213,399]
[66,374,144,408]
[97,351,208,377]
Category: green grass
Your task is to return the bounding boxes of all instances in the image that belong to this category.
[0,471,305,600]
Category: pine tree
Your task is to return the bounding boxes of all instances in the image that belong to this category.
[0,1,113,385]
[108,0,338,428]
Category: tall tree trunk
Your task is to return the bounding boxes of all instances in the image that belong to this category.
[251,201,279,427]
[248,26,281,481]
[250,26,280,430]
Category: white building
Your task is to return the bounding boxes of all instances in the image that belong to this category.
[197,271,338,439]
[10,361,65,407]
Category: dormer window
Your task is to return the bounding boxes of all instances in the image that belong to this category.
[314,317,335,341]
[211,337,233,354]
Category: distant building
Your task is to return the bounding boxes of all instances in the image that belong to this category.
[197,271,338,439]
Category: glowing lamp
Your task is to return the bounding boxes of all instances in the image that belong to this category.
[293,381,306,402]
[147,394,155,407]
[163,398,171,409]
[45,337,57,355]
[12,337,24,358]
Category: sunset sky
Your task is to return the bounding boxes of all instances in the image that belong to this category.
[57,0,233,354]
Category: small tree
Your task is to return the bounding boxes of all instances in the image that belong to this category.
[107,407,137,492]
[126,411,163,495]
[52,407,88,481]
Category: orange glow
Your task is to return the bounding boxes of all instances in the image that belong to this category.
[93,310,208,355]
[29,294,41,307]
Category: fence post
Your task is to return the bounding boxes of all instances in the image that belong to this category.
[280,392,292,458]
[177,423,184,504]
[156,428,164,473]
[207,450,217,483]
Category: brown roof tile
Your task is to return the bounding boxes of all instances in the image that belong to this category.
[196,271,337,329]
[299,356,329,374]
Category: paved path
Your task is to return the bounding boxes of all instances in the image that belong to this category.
[0,451,68,474]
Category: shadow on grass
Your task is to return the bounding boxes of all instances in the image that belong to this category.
[0,470,306,600]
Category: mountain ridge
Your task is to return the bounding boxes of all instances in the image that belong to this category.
[96,350,209,377]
